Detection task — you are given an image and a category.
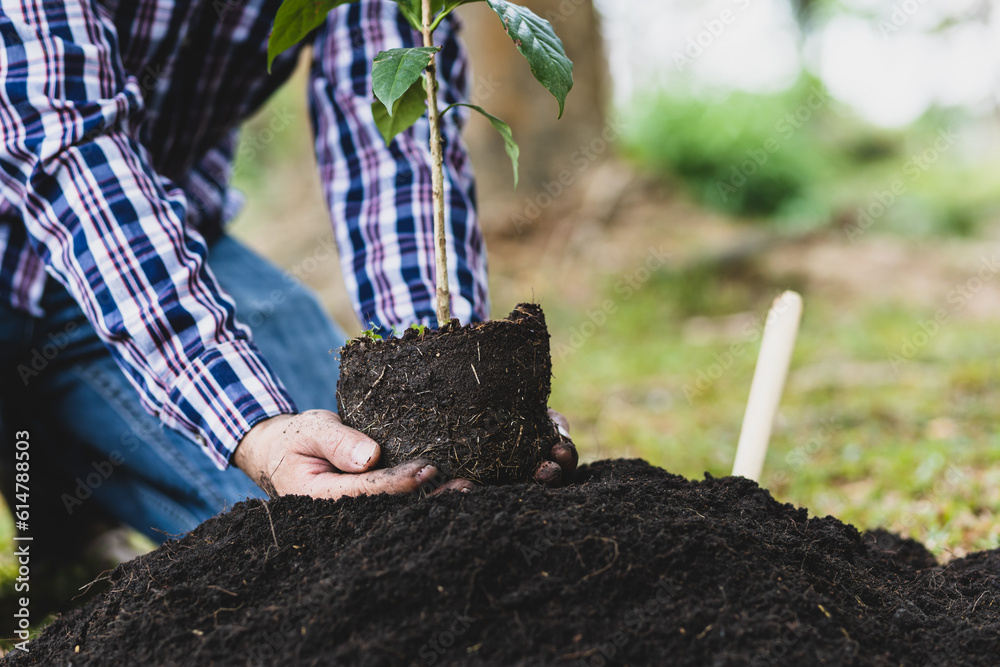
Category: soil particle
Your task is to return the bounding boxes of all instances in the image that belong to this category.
[6,459,998,666]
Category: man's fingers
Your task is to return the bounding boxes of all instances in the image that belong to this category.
[293,410,381,473]
[551,439,578,479]
[548,408,570,438]
[534,460,562,487]
[429,478,476,496]
[545,407,578,482]
[310,459,438,499]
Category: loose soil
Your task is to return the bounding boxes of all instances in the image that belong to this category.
[7,459,998,666]
[337,304,560,484]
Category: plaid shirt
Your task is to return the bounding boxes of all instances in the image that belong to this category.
[0,0,488,466]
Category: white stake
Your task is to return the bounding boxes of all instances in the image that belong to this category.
[732,291,803,483]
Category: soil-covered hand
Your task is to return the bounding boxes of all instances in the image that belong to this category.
[233,410,440,499]
[534,409,578,487]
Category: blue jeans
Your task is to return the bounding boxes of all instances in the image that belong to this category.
[0,236,346,544]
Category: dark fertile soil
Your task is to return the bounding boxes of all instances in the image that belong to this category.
[337,304,560,484]
[6,459,999,666]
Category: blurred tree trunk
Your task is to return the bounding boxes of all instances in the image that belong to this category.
[458,0,610,231]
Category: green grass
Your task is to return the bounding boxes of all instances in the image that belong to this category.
[544,266,1000,556]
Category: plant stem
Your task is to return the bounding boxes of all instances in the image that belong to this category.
[422,0,451,326]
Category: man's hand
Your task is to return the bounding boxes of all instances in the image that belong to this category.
[534,409,579,487]
[233,410,442,499]
[234,408,577,498]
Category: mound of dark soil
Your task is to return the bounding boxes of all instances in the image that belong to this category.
[337,304,560,484]
[6,460,998,666]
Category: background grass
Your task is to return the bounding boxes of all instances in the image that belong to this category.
[542,268,1000,556]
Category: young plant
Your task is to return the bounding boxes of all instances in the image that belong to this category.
[268,0,573,326]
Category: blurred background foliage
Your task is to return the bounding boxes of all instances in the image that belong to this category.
[623,81,1000,236]
[624,78,836,223]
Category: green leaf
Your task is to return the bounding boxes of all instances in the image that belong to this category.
[372,78,428,144]
[268,0,359,71]
[446,103,519,187]
[395,0,424,31]
[372,47,439,115]
[484,0,573,117]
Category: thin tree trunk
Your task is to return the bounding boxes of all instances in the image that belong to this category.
[423,0,451,325]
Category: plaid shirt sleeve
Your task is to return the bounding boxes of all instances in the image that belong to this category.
[0,0,296,467]
[310,2,490,334]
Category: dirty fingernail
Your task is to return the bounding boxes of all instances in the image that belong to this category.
[416,464,438,484]
[535,461,562,486]
[351,441,378,468]
[552,443,574,465]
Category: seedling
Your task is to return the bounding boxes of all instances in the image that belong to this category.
[268,0,573,326]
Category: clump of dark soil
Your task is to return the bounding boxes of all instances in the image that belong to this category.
[337,303,560,484]
[6,460,999,666]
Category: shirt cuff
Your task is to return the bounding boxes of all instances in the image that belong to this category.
[164,339,297,469]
